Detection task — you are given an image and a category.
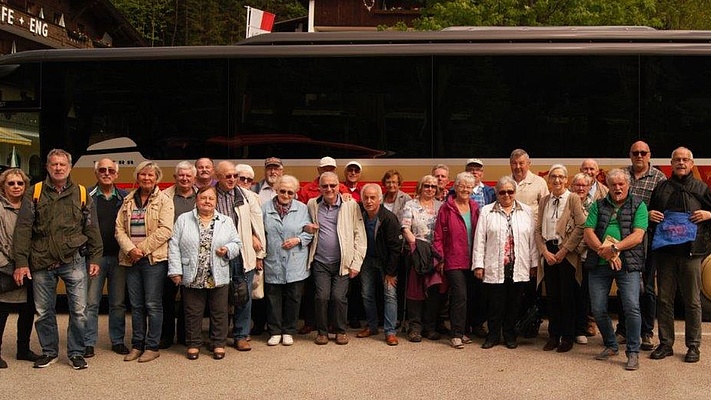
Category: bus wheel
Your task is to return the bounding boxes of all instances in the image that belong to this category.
[701,255,711,322]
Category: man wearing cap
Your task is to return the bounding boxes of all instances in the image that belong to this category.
[297,157,351,203]
[449,159,495,209]
[253,157,284,205]
[344,161,365,203]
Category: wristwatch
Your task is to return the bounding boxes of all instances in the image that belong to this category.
[611,244,620,254]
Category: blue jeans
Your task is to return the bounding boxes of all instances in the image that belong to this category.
[33,253,88,358]
[231,258,254,340]
[126,259,166,351]
[588,266,641,354]
[85,255,126,346]
[360,258,398,335]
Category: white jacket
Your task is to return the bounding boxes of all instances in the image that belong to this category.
[218,186,266,272]
[472,201,539,283]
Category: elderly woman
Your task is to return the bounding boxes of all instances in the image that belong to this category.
[534,165,586,353]
[169,186,241,360]
[473,176,538,350]
[381,169,411,222]
[0,168,39,368]
[433,172,480,349]
[402,175,443,342]
[262,175,313,346]
[570,172,597,340]
[116,161,174,363]
[236,164,256,191]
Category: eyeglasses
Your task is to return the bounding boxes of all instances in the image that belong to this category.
[498,190,515,196]
[549,174,566,181]
[320,183,338,189]
[631,151,649,157]
[223,174,238,179]
[97,167,117,175]
[422,184,438,189]
[238,176,254,183]
[6,181,24,187]
[573,183,589,188]
[278,189,295,196]
[672,157,692,163]
[346,167,360,173]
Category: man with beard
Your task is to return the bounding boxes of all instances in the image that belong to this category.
[252,157,284,205]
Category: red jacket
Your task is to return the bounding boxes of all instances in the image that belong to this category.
[297,177,350,203]
[433,194,480,271]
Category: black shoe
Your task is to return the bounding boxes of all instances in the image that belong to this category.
[16,350,41,362]
[84,346,95,358]
[0,356,7,369]
[158,339,173,350]
[33,355,58,368]
[250,325,265,336]
[685,346,700,363]
[111,344,130,355]
[423,331,441,341]
[650,344,674,360]
[471,325,488,339]
[69,355,88,370]
[505,340,518,349]
[481,340,499,349]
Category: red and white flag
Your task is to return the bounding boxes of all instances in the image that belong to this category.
[246,6,275,38]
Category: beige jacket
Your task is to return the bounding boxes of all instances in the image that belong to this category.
[535,193,587,284]
[230,187,266,272]
[307,196,366,275]
[116,187,174,266]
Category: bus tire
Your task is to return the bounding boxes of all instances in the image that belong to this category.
[701,255,711,322]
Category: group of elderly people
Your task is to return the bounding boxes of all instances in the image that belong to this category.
[2,142,709,373]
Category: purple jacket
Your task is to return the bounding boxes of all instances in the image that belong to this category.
[433,194,480,271]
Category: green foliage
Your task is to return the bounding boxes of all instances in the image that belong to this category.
[111,0,306,46]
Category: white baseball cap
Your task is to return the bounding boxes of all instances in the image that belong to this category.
[319,156,337,168]
[466,158,484,167]
[345,161,362,170]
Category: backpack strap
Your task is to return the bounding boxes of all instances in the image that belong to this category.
[32,181,43,204]
[79,184,86,208]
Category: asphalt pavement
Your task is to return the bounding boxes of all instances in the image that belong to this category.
[0,314,709,399]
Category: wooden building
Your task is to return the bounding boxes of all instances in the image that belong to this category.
[289,0,421,32]
[0,0,146,55]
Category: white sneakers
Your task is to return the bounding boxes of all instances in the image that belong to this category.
[575,335,588,345]
[268,334,294,346]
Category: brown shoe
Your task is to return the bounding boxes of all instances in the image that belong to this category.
[123,348,143,362]
[335,333,349,345]
[298,325,314,335]
[586,318,597,337]
[556,338,574,353]
[137,349,160,363]
[543,337,559,351]
[235,339,251,351]
[314,334,328,345]
[386,333,399,346]
[356,328,377,338]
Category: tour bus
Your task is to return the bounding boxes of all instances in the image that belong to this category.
[1,26,711,317]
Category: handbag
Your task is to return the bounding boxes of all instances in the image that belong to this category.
[252,269,264,300]
[0,263,20,294]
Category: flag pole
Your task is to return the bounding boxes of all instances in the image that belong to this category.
[245,6,252,39]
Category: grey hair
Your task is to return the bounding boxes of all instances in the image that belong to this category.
[275,175,299,191]
[671,146,694,160]
[571,172,593,187]
[174,160,196,176]
[46,149,72,165]
[360,183,383,199]
[236,164,255,179]
[454,172,476,187]
[605,168,631,186]
[509,148,529,162]
[548,164,568,177]
[319,171,339,184]
[430,164,449,174]
[94,158,119,173]
[495,176,517,192]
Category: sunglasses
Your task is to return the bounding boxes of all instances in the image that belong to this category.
[320,183,338,189]
[422,184,438,189]
[6,180,24,187]
[238,176,254,183]
[278,189,295,196]
[98,167,117,174]
[223,174,238,179]
[498,190,515,196]
[631,151,649,157]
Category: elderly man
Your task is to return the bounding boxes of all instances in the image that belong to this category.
[344,161,365,203]
[617,141,667,350]
[648,147,711,363]
[431,164,450,201]
[252,157,284,204]
[580,159,608,202]
[508,149,549,220]
[194,157,217,189]
[159,161,197,349]
[306,172,366,345]
[84,158,128,358]
[13,149,102,369]
[215,161,266,351]
[584,168,648,371]
[356,184,401,346]
[298,157,350,203]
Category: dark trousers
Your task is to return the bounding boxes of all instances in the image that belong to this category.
[161,276,185,345]
[347,274,365,324]
[182,285,229,349]
[466,271,486,331]
[575,268,593,336]
[543,253,578,339]
[485,278,526,343]
[266,280,305,336]
[251,298,268,333]
[656,252,702,348]
[312,261,349,335]
[407,285,443,334]
[299,275,315,327]
[445,269,469,338]
[0,287,35,354]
